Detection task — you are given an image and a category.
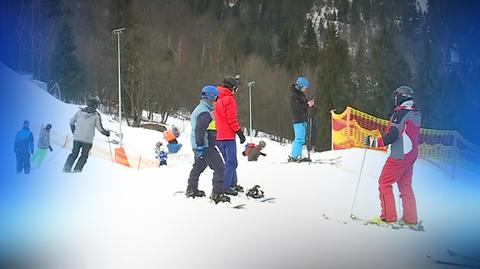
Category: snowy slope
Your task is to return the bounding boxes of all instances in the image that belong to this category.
[1,63,479,269]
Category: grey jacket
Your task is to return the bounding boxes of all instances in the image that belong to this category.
[37,127,51,149]
[381,104,421,160]
[70,107,108,144]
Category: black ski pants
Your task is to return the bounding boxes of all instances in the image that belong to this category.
[187,147,225,194]
[63,140,93,172]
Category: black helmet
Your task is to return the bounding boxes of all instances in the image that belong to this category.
[394,86,414,106]
[223,75,240,92]
[87,96,100,109]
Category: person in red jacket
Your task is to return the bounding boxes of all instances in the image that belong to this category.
[365,86,421,226]
[214,75,246,196]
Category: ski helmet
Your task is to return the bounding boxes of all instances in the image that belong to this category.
[394,86,414,106]
[295,76,309,90]
[46,124,52,130]
[258,141,266,148]
[87,96,100,109]
[223,75,240,92]
[201,85,219,101]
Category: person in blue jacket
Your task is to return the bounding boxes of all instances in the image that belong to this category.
[187,85,230,204]
[14,120,34,174]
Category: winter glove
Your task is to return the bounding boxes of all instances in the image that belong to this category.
[236,130,246,144]
[49,146,53,152]
[364,136,379,148]
[70,125,75,134]
[195,146,205,159]
[102,130,111,137]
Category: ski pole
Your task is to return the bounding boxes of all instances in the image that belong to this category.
[349,146,368,221]
[107,136,114,166]
[46,135,73,164]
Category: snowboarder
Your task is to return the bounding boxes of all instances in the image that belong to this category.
[289,76,315,162]
[14,120,34,174]
[214,75,246,195]
[155,142,168,166]
[63,96,110,173]
[31,123,53,168]
[364,85,421,225]
[242,141,267,161]
[187,85,230,204]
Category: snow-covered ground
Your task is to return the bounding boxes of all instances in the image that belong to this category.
[1,63,479,269]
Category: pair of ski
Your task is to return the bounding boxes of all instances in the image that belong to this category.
[173,191,276,209]
[426,250,480,268]
[322,213,425,232]
[280,156,342,165]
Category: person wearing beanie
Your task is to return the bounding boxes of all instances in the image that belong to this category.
[242,140,267,161]
[214,75,246,195]
[63,96,110,173]
[31,123,53,168]
[14,120,34,174]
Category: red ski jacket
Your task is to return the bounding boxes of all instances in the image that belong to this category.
[214,86,241,140]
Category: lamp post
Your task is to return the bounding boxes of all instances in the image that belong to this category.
[113,27,125,146]
[247,81,256,143]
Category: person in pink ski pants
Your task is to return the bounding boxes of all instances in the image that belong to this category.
[365,86,421,224]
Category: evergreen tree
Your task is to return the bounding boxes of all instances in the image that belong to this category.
[370,27,411,117]
[316,23,352,150]
[50,20,84,102]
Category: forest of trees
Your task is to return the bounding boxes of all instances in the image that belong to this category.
[1,0,479,150]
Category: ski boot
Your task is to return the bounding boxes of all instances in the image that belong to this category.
[224,188,238,196]
[246,185,264,199]
[233,184,244,193]
[185,189,206,198]
[210,193,231,204]
[398,220,425,231]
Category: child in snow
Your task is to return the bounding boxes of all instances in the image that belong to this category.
[364,86,421,226]
[163,126,183,153]
[155,142,168,166]
[242,141,267,161]
[31,123,53,168]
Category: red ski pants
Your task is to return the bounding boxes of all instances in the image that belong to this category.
[378,153,418,224]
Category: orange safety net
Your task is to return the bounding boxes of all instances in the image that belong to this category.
[331,106,480,178]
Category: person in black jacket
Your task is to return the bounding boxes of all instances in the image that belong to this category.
[289,76,314,161]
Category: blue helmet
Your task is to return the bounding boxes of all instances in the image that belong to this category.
[295,76,310,90]
[201,85,219,101]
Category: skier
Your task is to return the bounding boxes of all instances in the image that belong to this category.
[155,142,168,166]
[242,141,267,161]
[187,85,230,204]
[364,85,421,225]
[31,124,53,168]
[14,120,34,174]
[214,75,246,195]
[63,96,110,173]
[289,76,315,162]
